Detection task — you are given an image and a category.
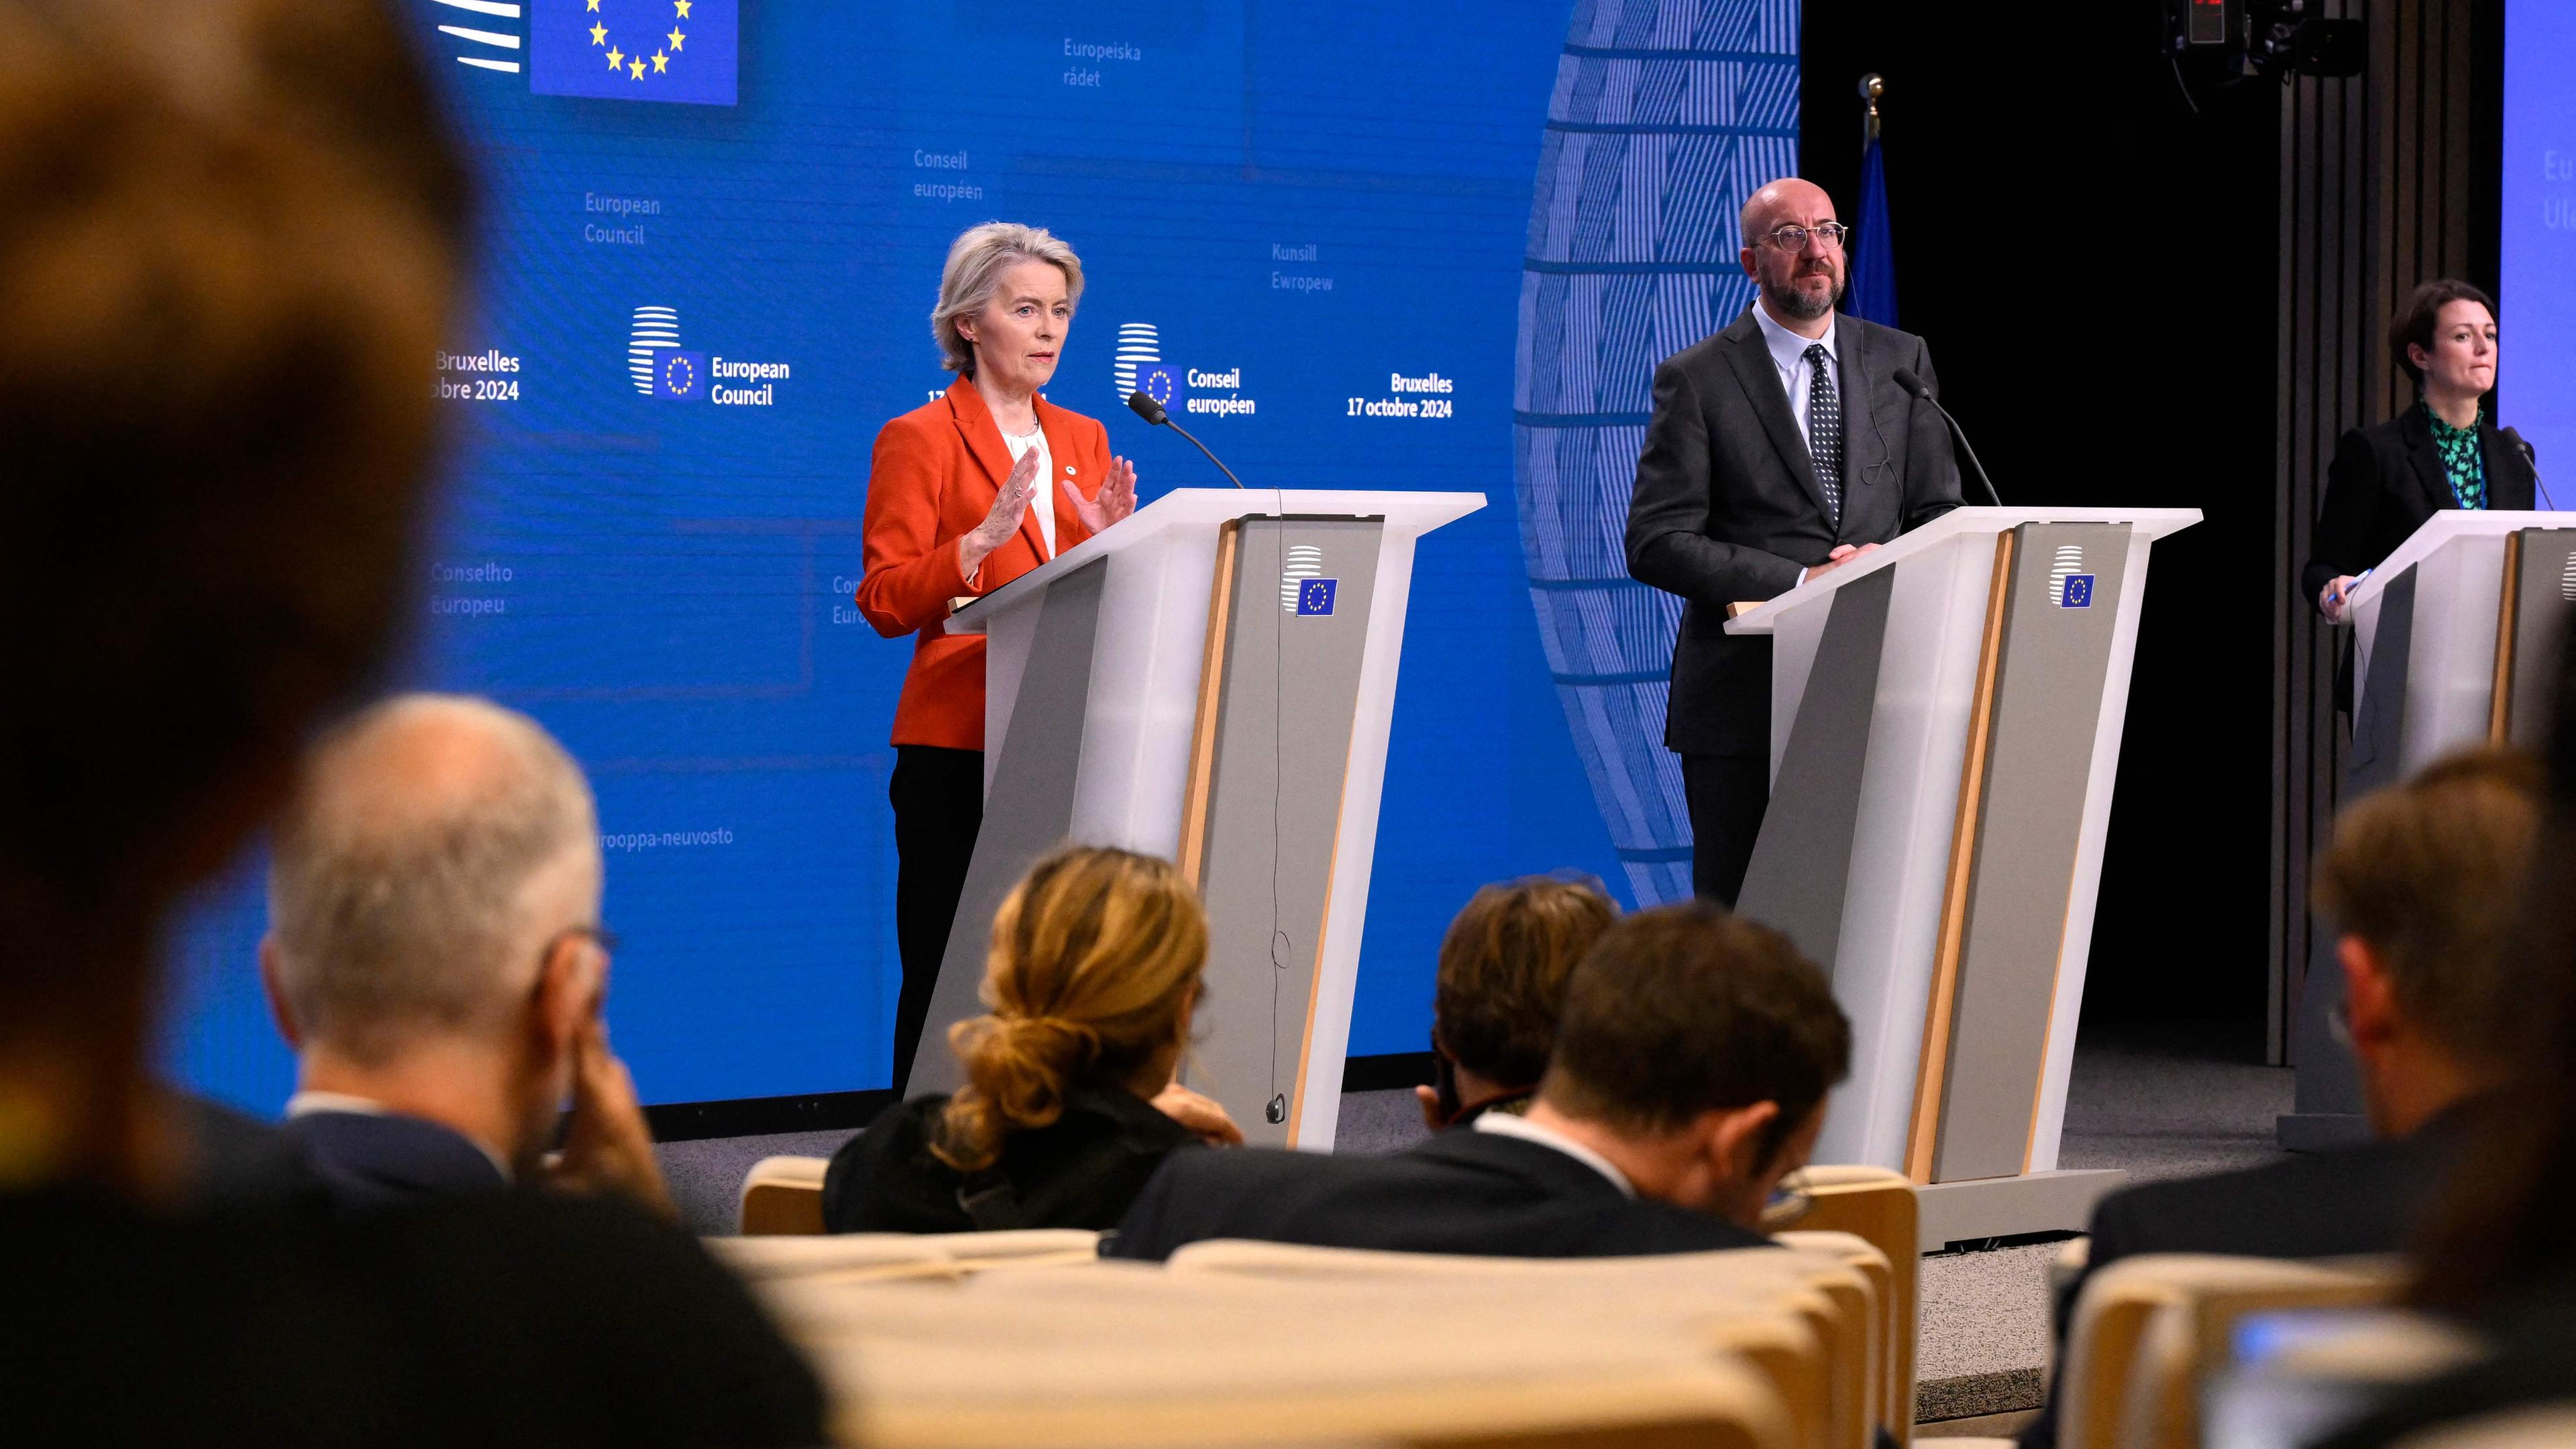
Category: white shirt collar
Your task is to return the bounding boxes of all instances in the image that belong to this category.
[1752,301,1836,376]
[284,1091,515,1182]
[1473,1111,1635,1198]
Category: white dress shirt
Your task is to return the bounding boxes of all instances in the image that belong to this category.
[1000,425,1056,557]
[1473,1110,1635,1198]
[1751,303,1841,457]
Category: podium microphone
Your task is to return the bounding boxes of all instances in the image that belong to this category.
[1128,390,1246,490]
[1892,367,2004,507]
[2502,426,2554,511]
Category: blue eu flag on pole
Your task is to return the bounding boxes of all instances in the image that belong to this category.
[1845,135,1898,327]
[530,0,737,106]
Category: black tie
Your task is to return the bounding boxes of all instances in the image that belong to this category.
[1803,342,1843,525]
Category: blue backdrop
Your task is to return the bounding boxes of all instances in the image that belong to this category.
[164,0,1803,1112]
[2506,0,2576,477]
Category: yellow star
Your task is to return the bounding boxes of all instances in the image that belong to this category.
[605,44,623,70]
[588,19,606,44]
[674,0,692,16]
[667,27,686,50]
[651,50,668,72]
[629,58,646,78]
[586,0,600,9]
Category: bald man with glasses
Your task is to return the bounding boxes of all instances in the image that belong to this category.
[1626,176,1965,906]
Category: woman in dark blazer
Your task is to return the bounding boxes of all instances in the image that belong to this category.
[2303,279,2536,713]
[822,846,1238,1234]
[2306,280,2536,629]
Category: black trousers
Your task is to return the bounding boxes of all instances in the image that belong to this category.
[1681,752,1770,908]
[889,743,983,1092]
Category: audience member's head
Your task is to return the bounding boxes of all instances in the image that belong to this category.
[2312,747,2539,1138]
[1528,904,1850,1228]
[261,695,666,1211]
[2410,648,2576,1313]
[0,0,466,1192]
[936,845,1210,1173]
[1421,874,1617,1129]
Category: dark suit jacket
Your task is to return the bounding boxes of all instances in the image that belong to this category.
[1627,307,1965,757]
[282,1109,511,1211]
[3,1183,826,1447]
[1106,1125,1770,1263]
[2017,1106,2475,1449]
[823,1085,1197,1234]
[2302,407,2539,607]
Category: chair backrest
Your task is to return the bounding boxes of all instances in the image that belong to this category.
[2393,1406,2576,1448]
[771,1264,1803,1449]
[737,1154,828,1235]
[2057,1254,2402,1449]
[1778,1230,1896,1446]
[1167,1238,1872,1449]
[703,1232,955,1284]
[1775,1165,1920,1446]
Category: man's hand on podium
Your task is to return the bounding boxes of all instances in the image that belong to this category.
[1801,541,1880,586]
[1071,454,1138,535]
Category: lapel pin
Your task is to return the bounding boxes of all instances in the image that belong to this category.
[1065,465,1075,474]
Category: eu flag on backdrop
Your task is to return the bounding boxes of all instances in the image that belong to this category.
[1845,136,1898,327]
[529,0,737,106]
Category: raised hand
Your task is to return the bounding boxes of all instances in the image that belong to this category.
[548,1018,679,1223]
[1149,1079,1244,1146]
[960,444,1042,581]
[1070,454,1138,535]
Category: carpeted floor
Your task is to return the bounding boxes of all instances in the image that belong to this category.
[656,1018,2292,1424]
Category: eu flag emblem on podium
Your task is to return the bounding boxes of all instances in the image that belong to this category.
[531,0,737,106]
[1295,579,1338,616]
[654,350,706,400]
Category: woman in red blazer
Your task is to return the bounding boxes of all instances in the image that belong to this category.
[857,222,1136,1089]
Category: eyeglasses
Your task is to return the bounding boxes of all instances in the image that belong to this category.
[1756,223,1850,253]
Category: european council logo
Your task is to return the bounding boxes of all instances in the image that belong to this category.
[529,0,737,106]
[628,306,702,398]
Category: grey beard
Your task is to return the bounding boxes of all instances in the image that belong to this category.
[1766,273,1842,321]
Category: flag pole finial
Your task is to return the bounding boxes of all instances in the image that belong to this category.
[1858,72,1884,144]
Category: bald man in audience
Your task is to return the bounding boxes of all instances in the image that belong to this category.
[2021,749,2538,1449]
[260,694,674,1219]
[1110,904,1850,1260]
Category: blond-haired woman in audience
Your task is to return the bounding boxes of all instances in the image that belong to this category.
[822,845,1240,1232]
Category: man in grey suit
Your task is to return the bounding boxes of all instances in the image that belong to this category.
[1626,176,1964,905]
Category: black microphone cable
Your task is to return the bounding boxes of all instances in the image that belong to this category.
[1892,366,2004,507]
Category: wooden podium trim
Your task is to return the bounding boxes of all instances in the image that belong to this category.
[2491,530,2523,745]
[1906,529,2016,1183]
[1176,520,1242,888]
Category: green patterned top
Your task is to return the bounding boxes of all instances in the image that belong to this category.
[2426,402,2487,509]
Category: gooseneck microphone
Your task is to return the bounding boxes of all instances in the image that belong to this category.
[1128,390,1246,489]
[1892,366,2004,507]
[2502,425,2555,511]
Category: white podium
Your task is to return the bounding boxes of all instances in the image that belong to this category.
[1727,506,2200,1246]
[909,488,1485,1150]
[2284,511,2576,1147]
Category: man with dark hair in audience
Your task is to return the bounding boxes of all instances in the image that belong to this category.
[1417,874,1618,1130]
[0,3,822,1442]
[2020,748,2536,1449]
[1109,903,1851,1260]
[260,695,678,1218]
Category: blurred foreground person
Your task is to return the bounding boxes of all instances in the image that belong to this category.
[2021,749,2536,1449]
[824,845,1240,1232]
[1110,904,1849,1261]
[1419,874,1618,1129]
[0,4,820,1442]
[262,695,674,1218]
[2309,677,2576,1445]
